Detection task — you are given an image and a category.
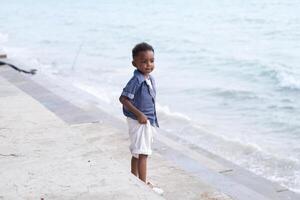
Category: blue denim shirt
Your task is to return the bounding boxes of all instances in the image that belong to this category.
[121,70,159,127]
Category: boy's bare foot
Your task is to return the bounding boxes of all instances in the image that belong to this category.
[147,182,164,195]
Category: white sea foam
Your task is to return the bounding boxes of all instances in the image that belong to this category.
[156,104,191,122]
[73,82,112,104]
[260,62,300,90]
[275,70,300,90]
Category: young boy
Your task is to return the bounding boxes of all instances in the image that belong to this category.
[119,42,159,184]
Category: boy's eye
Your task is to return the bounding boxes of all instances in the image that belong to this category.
[140,59,154,64]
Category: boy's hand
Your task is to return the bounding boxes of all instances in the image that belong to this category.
[119,96,148,124]
[137,113,148,124]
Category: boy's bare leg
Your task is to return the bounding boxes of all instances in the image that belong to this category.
[138,154,148,182]
[131,156,138,176]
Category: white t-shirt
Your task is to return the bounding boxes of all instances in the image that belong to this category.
[145,77,153,90]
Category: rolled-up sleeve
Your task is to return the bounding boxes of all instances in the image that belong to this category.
[121,77,139,100]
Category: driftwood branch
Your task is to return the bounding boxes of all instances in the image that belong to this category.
[0,61,37,75]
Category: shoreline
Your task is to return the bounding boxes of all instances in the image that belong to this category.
[1,64,299,200]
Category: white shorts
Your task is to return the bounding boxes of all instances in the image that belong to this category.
[127,118,156,158]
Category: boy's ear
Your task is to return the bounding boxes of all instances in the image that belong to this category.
[132,60,137,68]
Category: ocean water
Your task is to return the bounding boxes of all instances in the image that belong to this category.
[1,0,300,192]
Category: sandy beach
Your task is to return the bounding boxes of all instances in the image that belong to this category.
[1,63,299,200]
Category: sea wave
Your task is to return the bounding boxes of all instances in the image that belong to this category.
[225,58,300,91]
[260,63,300,90]
[209,87,260,100]
[157,104,191,122]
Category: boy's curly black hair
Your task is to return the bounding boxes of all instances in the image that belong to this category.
[132,42,154,58]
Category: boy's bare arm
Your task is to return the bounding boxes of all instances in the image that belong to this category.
[119,96,147,124]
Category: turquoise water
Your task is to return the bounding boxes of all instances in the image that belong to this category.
[1,0,300,192]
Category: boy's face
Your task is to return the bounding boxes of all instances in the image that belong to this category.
[132,50,155,76]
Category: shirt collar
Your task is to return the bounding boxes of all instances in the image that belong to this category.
[134,69,152,84]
